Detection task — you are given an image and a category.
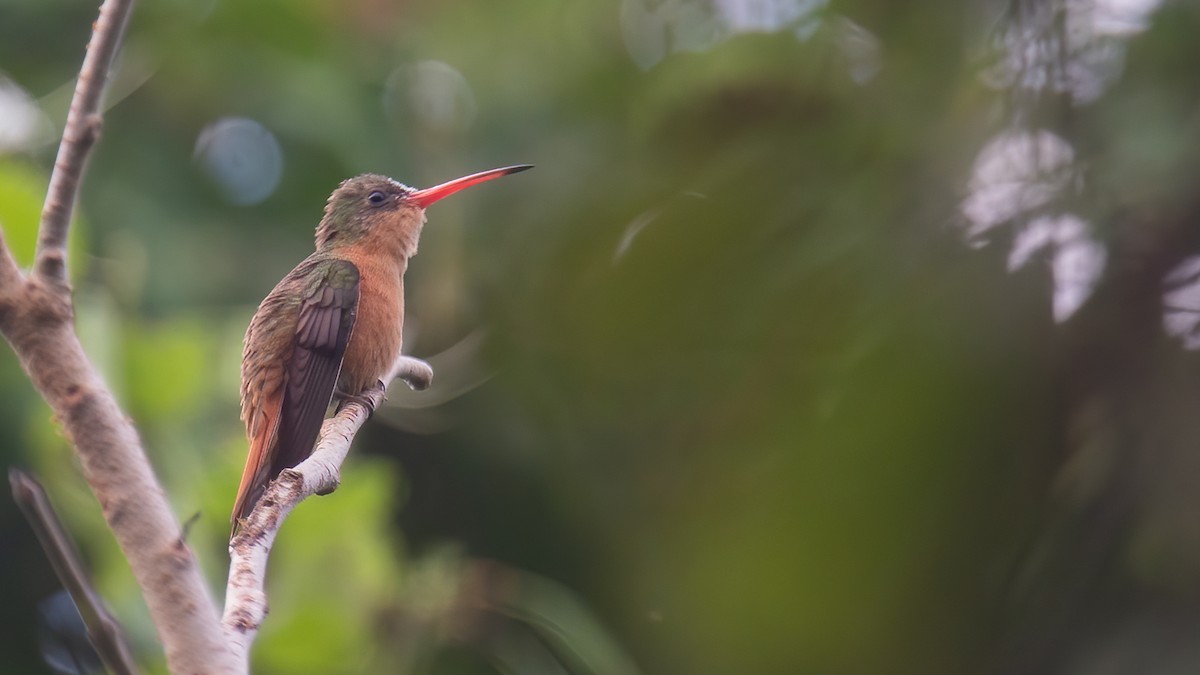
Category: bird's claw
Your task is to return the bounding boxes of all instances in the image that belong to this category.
[335,355,431,417]
[336,383,385,416]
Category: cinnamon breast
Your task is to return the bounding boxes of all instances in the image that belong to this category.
[338,252,405,394]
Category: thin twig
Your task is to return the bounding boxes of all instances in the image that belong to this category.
[10,469,140,675]
[34,0,134,284]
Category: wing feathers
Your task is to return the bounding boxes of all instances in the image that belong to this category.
[232,257,359,527]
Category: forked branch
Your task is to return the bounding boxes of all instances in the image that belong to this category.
[0,1,237,672]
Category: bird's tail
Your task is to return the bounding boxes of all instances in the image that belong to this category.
[230,404,281,538]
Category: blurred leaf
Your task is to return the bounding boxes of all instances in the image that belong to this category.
[0,159,87,275]
[0,159,46,267]
[125,318,212,421]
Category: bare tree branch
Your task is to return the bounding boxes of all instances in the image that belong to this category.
[0,1,240,672]
[222,356,432,666]
[222,395,378,664]
[10,469,140,675]
[0,273,237,673]
[35,0,133,285]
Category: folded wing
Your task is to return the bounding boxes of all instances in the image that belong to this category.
[232,257,360,528]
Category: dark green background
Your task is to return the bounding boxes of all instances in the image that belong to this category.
[4,0,1200,673]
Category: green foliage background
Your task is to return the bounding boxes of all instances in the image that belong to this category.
[4,0,1200,673]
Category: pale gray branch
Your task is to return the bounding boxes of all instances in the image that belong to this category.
[223,356,429,667]
[395,353,435,391]
[222,388,381,664]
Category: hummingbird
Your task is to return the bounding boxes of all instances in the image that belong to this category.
[231,164,532,530]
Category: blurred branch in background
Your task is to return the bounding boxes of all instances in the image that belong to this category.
[9,468,139,675]
[464,560,642,675]
[381,555,642,675]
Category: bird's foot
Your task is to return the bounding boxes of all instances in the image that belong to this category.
[394,355,434,391]
[336,381,386,416]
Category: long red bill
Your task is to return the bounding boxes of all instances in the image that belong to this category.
[408,164,534,209]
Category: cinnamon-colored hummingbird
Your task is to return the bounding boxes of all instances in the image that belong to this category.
[232,165,532,530]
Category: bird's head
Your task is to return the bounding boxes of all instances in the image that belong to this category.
[315,165,532,256]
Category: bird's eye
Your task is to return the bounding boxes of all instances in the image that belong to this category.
[367,191,387,205]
